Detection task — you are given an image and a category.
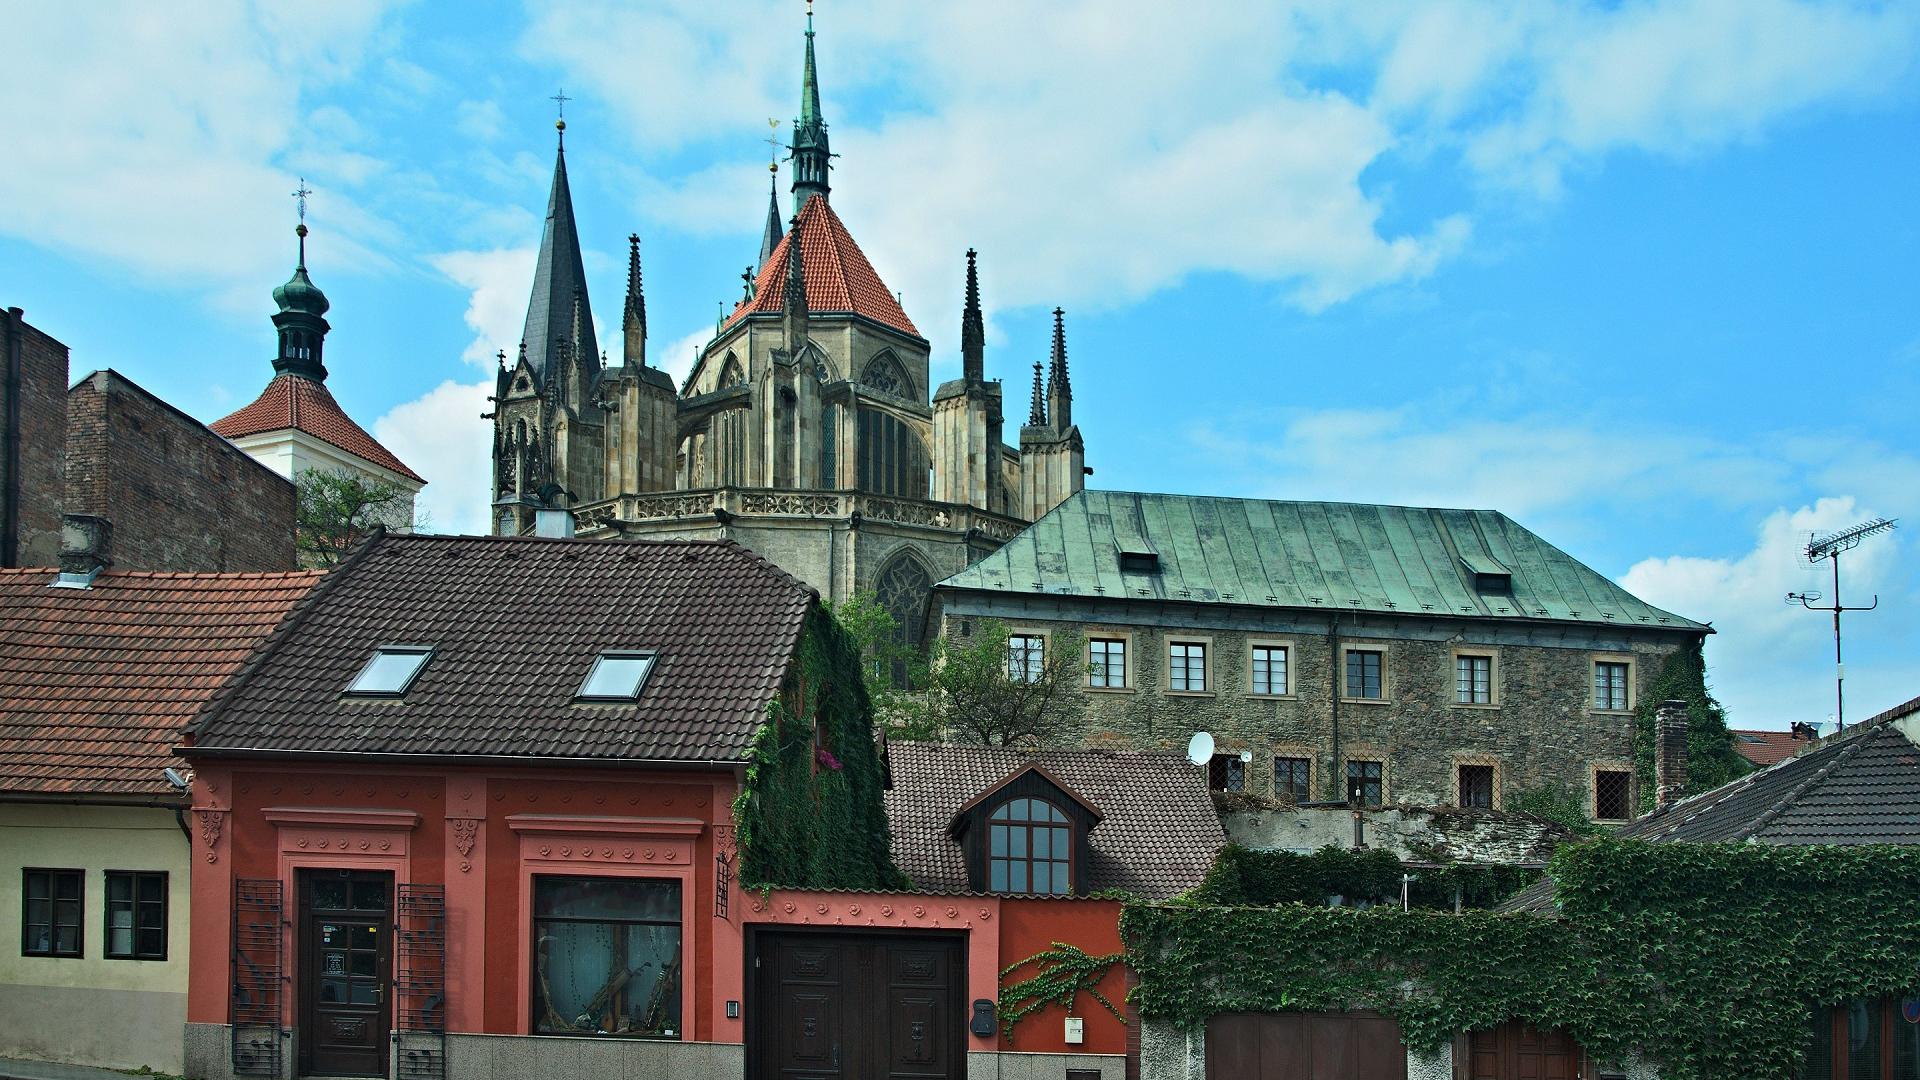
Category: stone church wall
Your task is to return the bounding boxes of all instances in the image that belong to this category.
[1,307,69,567]
[938,601,1687,812]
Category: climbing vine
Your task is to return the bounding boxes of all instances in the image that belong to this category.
[1635,639,1751,809]
[1189,844,1538,910]
[1123,838,1920,1080]
[998,942,1126,1045]
[732,606,908,890]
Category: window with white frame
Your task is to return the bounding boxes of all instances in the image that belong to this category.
[1006,634,1045,684]
[1251,644,1289,695]
[1455,654,1493,704]
[1168,641,1207,692]
[1594,660,1631,711]
[1088,637,1127,689]
[1345,649,1384,699]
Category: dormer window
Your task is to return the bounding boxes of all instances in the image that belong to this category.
[577,651,656,701]
[988,798,1072,895]
[345,646,432,697]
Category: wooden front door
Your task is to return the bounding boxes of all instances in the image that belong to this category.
[750,930,964,1080]
[1462,1022,1585,1080]
[298,869,393,1077]
[1204,1011,1409,1079]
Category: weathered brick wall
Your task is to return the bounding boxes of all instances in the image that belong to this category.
[66,371,296,571]
[941,607,1687,813]
[1,308,70,567]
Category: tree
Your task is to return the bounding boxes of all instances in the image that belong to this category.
[823,593,927,739]
[917,620,1085,747]
[1634,639,1751,810]
[295,468,411,567]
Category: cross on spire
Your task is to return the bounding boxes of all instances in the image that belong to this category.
[550,89,571,118]
[291,178,312,222]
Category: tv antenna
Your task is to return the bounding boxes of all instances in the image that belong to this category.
[1787,516,1896,731]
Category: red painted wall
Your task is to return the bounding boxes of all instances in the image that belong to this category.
[997,898,1127,1055]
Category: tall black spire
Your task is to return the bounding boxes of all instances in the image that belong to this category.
[783,213,807,312]
[1046,307,1072,430]
[1028,360,1046,426]
[759,168,785,269]
[520,115,598,383]
[623,233,646,367]
[961,248,984,384]
[789,7,831,206]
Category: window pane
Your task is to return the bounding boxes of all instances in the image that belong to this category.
[533,906,682,1038]
[990,825,1008,857]
[25,871,49,900]
[54,872,81,900]
[990,862,1007,892]
[535,877,679,922]
[347,648,431,695]
[1032,862,1050,894]
[110,925,133,955]
[1009,828,1027,858]
[351,879,388,911]
[108,874,132,904]
[581,653,654,699]
[311,878,350,909]
[1052,827,1069,859]
[138,927,166,959]
[1044,802,1066,823]
[1846,998,1880,1079]
[1050,861,1071,894]
[1009,862,1027,892]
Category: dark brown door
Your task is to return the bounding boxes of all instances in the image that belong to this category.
[1462,1022,1583,1080]
[751,930,963,1080]
[1205,1011,1408,1079]
[299,870,393,1077]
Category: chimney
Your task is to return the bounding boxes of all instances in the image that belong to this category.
[51,514,112,588]
[533,508,575,538]
[1654,699,1690,810]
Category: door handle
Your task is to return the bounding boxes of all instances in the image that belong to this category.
[830,1042,838,1068]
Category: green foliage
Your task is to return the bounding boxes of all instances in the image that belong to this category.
[1507,784,1602,837]
[822,593,929,739]
[1188,845,1537,911]
[918,619,1086,746]
[295,467,413,567]
[731,607,908,890]
[1635,640,1751,809]
[1124,837,1920,1079]
[998,942,1127,1045]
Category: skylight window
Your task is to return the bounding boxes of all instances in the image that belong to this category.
[578,651,655,701]
[345,646,433,697]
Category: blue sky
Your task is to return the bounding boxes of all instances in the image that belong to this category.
[2,1,1916,730]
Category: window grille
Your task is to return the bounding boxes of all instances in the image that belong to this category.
[1346,760,1384,806]
[1458,764,1495,809]
[1274,757,1311,802]
[1595,769,1633,820]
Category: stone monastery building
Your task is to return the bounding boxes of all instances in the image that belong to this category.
[489,14,1088,650]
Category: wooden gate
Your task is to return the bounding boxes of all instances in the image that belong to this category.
[1205,1010,1408,1079]
[1459,1022,1586,1080]
[749,929,965,1080]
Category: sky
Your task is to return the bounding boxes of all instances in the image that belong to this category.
[1,0,1916,732]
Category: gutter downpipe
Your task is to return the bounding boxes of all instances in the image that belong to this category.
[1329,612,1342,803]
[3,307,24,567]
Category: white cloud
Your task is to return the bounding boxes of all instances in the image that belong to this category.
[656,325,714,386]
[1624,498,1916,730]
[431,248,536,369]
[373,379,495,537]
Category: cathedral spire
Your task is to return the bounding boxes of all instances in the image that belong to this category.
[1047,307,1072,430]
[789,5,832,206]
[759,169,785,269]
[1028,360,1046,426]
[961,248,984,384]
[623,233,646,367]
[519,113,598,384]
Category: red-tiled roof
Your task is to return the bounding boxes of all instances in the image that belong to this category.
[724,194,920,338]
[0,568,323,798]
[188,533,816,764]
[1731,728,1813,767]
[884,742,1224,899]
[211,373,424,483]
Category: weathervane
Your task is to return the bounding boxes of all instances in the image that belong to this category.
[1786,516,1897,731]
[766,118,782,177]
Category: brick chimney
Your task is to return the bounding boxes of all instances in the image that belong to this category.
[1654,698,1690,810]
[53,513,112,587]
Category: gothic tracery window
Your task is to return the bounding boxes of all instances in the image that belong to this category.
[860,353,909,397]
[873,552,932,687]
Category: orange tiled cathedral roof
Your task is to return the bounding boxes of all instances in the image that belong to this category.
[725,194,920,338]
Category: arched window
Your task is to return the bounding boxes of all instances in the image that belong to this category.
[856,410,927,498]
[988,798,1071,895]
[860,353,909,397]
[819,403,839,489]
[719,354,746,388]
[873,551,931,687]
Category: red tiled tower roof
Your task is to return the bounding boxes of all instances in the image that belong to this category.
[0,568,324,798]
[1731,729,1813,768]
[725,194,920,338]
[211,373,424,483]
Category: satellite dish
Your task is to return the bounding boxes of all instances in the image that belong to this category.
[1186,731,1215,766]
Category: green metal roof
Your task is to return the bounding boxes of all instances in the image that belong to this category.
[939,490,1708,633]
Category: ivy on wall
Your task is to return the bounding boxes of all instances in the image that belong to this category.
[1635,639,1751,809]
[1189,844,1538,911]
[732,606,909,890]
[1123,838,1920,1080]
[998,942,1126,1045]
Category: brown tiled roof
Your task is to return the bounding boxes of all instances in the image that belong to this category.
[1730,728,1813,767]
[883,742,1225,899]
[0,568,323,799]
[211,373,424,483]
[724,194,920,338]
[1503,694,1920,913]
[188,533,815,764]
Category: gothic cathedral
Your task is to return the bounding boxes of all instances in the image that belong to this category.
[488,14,1088,648]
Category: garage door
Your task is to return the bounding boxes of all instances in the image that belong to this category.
[1462,1022,1585,1080]
[1205,1010,1408,1079]
[750,929,965,1080]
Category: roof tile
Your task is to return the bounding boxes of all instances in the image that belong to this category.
[724,195,919,338]
[211,374,424,483]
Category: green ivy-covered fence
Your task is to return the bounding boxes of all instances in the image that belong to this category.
[1123,838,1920,1080]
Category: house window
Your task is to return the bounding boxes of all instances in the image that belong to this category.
[1455,654,1492,704]
[1251,645,1288,695]
[532,877,682,1038]
[577,651,656,700]
[1088,637,1127,689]
[1007,634,1045,684]
[22,868,83,957]
[1458,764,1495,809]
[1168,641,1207,692]
[1207,753,1245,792]
[1594,769,1633,821]
[1345,649,1384,699]
[345,646,433,696]
[1802,996,1918,1080]
[1274,756,1311,803]
[1346,760,1384,807]
[988,798,1072,895]
[1594,660,1631,711]
[104,871,167,960]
